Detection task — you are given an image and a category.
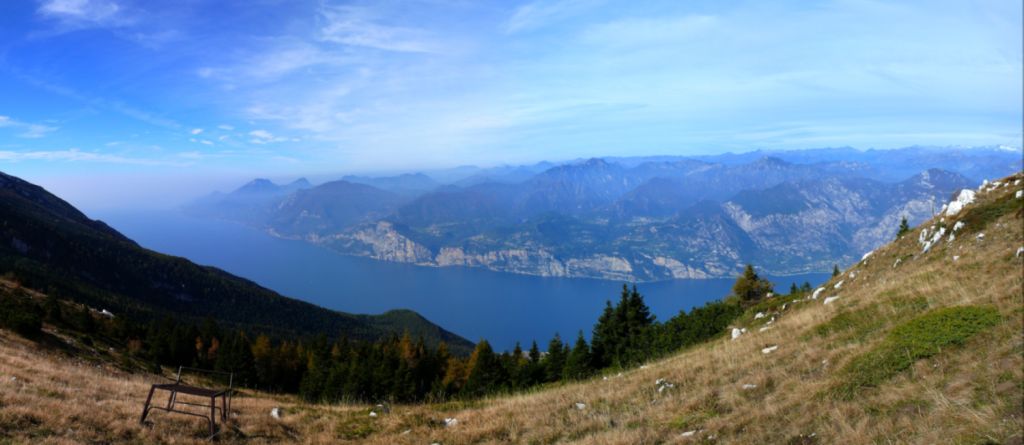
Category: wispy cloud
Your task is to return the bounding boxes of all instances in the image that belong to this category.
[0,115,58,138]
[0,148,184,165]
[318,5,444,53]
[505,0,603,33]
[36,0,127,27]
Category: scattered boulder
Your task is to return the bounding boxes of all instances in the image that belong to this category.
[754,312,766,319]
[945,189,976,216]
[270,407,282,420]
[574,402,586,410]
[952,256,960,262]
[861,250,874,262]
[977,233,985,240]
[655,378,675,393]
[1017,190,1023,199]
[761,345,779,354]
[444,417,458,427]
[758,326,772,332]
[953,221,965,232]
[731,328,743,340]
[369,411,377,417]
[823,296,840,305]
[812,287,825,299]
[892,258,901,268]
[99,309,114,318]
[742,383,757,390]
[833,280,844,290]
[1016,247,1024,258]
[681,430,698,437]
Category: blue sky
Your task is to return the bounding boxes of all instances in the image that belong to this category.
[0,0,1021,210]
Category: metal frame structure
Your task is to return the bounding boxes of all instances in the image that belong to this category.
[139,366,234,439]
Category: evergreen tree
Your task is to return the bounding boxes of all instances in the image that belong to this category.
[800,281,813,293]
[833,264,841,277]
[789,282,799,295]
[732,265,773,305]
[543,334,567,382]
[563,331,593,380]
[896,216,910,239]
[463,340,505,397]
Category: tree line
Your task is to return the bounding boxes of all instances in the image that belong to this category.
[1,264,791,404]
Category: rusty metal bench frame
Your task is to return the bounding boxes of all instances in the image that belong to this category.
[139,366,234,439]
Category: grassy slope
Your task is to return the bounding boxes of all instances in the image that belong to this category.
[1,173,1022,445]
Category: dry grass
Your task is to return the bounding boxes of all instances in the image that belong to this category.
[1,173,1022,444]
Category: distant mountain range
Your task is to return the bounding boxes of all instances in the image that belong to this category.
[0,171,473,353]
[185,146,1021,281]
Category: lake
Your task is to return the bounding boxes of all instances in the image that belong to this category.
[97,210,830,350]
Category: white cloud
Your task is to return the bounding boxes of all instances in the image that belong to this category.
[0,115,58,138]
[319,5,444,53]
[36,0,132,30]
[0,148,179,165]
[248,129,289,144]
[217,124,234,131]
[505,0,603,33]
[190,128,203,135]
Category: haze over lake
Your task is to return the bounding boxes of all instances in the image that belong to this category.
[100,210,830,350]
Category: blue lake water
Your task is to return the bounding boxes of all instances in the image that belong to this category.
[97,210,830,350]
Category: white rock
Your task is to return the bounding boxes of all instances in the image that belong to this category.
[741,384,758,390]
[861,250,874,261]
[812,287,825,299]
[947,233,955,242]
[1016,190,1022,199]
[977,233,985,240]
[848,271,856,279]
[99,309,114,318]
[574,402,586,410]
[892,258,901,268]
[765,292,774,298]
[731,328,742,340]
[754,312,766,319]
[952,256,960,262]
[823,296,840,305]
[1015,180,1021,186]
[945,189,976,216]
[270,407,282,419]
[919,227,930,243]
[681,430,698,437]
[758,326,772,332]
[369,411,377,417]
[444,417,458,427]
[761,345,779,354]
[740,328,747,333]
[833,280,844,290]
[1017,247,1024,258]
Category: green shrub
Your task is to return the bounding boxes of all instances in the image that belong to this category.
[835,306,1000,399]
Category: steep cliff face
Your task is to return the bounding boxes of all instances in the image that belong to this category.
[188,151,1009,281]
[298,169,973,281]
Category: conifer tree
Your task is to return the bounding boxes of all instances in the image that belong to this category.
[896,216,910,239]
[563,331,593,380]
[543,334,567,382]
[789,282,799,295]
[463,340,505,397]
[732,264,773,305]
[833,264,841,277]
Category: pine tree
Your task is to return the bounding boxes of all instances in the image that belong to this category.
[832,264,841,277]
[896,216,910,239]
[732,265,773,305]
[463,340,505,397]
[563,331,593,380]
[800,281,812,293]
[543,334,567,382]
[789,282,799,295]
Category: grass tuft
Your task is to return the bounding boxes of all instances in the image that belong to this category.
[835,305,1000,399]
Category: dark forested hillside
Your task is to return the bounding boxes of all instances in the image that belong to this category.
[0,171,472,354]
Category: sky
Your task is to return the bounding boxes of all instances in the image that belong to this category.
[0,0,1021,211]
